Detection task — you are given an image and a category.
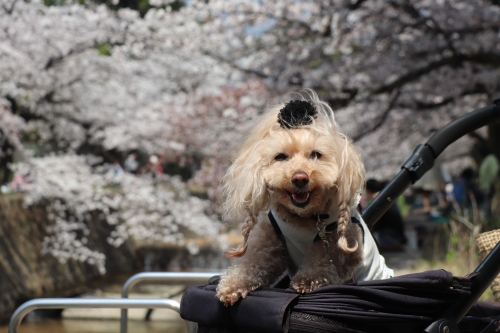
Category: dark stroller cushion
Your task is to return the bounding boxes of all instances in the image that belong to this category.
[180,270,499,333]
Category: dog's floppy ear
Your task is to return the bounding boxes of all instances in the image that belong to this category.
[221,130,271,258]
[335,134,365,254]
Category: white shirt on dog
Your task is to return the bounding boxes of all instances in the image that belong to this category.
[270,207,394,282]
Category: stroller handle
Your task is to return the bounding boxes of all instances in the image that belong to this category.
[362,101,500,229]
[361,100,500,333]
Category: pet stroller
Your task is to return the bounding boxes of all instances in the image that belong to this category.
[180,101,500,333]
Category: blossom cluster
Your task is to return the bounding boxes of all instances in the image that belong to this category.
[1,0,499,271]
[20,155,223,273]
[2,0,498,176]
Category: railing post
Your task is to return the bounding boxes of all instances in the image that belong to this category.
[120,271,221,333]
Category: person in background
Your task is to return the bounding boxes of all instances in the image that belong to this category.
[365,179,407,251]
[111,160,124,175]
[459,167,483,209]
[9,171,32,192]
[144,155,164,184]
[149,155,163,175]
[124,152,139,175]
[107,160,124,186]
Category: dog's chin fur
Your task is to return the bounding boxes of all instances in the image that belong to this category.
[216,91,365,306]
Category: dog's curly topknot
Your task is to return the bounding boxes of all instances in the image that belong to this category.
[278,100,317,129]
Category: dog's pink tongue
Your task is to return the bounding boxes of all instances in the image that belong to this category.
[293,192,309,202]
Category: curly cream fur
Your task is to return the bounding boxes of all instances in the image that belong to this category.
[217,90,365,306]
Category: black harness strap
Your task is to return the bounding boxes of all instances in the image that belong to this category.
[268,211,285,245]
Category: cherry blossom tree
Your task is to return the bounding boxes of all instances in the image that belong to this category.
[17,154,224,274]
[0,0,234,270]
[187,0,500,178]
[1,0,499,271]
[4,0,499,178]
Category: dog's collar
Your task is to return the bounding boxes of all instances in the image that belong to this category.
[310,213,330,220]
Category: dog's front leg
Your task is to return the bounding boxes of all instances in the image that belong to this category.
[291,241,343,293]
[216,221,287,306]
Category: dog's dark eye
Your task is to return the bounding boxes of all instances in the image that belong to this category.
[310,151,322,159]
[274,153,289,161]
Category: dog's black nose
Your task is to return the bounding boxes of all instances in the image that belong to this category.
[292,172,309,188]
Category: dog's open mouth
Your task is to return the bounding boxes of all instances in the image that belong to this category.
[289,191,311,208]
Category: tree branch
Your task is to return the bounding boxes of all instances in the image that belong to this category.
[201,50,276,80]
[372,52,500,95]
[1,0,17,14]
[352,89,400,142]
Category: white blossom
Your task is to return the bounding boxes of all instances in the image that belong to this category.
[1,0,499,271]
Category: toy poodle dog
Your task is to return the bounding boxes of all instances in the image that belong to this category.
[216,90,393,306]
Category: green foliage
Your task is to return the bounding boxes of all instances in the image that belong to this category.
[91,0,184,17]
[38,0,185,16]
[96,43,113,56]
[445,248,456,262]
[137,0,148,13]
[484,215,500,231]
[307,58,323,69]
[397,195,411,217]
[450,234,458,246]
[42,0,67,6]
[350,44,362,53]
[479,154,499,191]
[168,0,183,11]
[327,53,342,60]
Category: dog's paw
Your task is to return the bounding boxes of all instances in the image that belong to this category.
[292,277,329,293]
[215,285,252,306]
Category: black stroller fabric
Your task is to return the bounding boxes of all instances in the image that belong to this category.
[180,269,499,333]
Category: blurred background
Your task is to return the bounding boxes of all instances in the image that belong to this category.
[1,0,499,331]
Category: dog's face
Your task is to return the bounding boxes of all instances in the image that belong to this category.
[261,128,340,217]
[221,96,365,258]
[221,100,364,227]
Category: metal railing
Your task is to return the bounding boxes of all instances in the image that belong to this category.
[120,271,222,333]
[8,271,222,333]
[8,298,181,333]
